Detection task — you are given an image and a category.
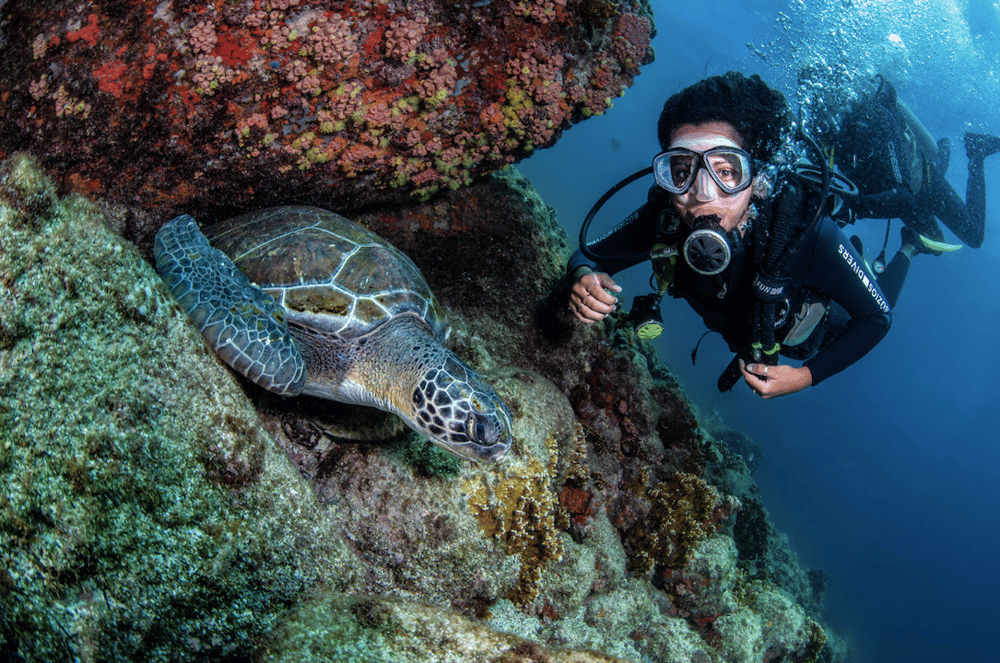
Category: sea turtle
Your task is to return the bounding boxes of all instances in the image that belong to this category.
[153,205,513,462]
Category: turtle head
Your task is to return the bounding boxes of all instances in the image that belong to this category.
[410,353,513,462]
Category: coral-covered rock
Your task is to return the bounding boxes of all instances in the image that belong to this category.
[0,153,361,661]
[659,536,740,627]
[0,0,654,226]
[0,155,848,663]
[269,593,641,663]
[713,608,765,663]
[738,583,828,663]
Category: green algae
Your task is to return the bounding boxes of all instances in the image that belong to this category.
[262,594,398,663]
[386,432,463,478]
[0,154,357,662]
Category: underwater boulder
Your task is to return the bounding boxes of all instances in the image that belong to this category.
[0,154,849,662]
[0,0,654,233]
[0,153,362,660]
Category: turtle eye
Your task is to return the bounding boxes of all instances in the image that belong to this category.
[466,413,490,443]
[466,413,489,442]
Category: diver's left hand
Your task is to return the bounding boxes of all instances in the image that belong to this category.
[739,360,813,399]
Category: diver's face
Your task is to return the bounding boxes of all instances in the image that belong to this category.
[668,122,753,233]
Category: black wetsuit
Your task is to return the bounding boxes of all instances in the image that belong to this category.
[568,186,893,386]
[835,82,986,247]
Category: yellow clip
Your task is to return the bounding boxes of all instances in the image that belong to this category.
[650,243,677,293]
[823,143,835,169]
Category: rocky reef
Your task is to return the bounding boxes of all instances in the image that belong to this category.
[0,154,849,662]
[0,0,653,230]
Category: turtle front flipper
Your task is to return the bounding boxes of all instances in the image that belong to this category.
[154,214,307,396]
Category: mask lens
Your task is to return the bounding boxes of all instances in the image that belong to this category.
[705,149,750,193]
[668,153,696,191]
[653,150,696,193]
[653,147,753,194]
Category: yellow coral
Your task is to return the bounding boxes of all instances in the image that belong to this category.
[462,432,563,606]
[627,471,719,574]
[802,618,828,663]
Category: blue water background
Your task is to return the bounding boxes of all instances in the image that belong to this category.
[520,1,1000,661]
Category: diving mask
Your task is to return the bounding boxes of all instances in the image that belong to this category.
[653,146,754,195]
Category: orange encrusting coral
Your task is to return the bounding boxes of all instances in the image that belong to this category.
[0,0,655,218]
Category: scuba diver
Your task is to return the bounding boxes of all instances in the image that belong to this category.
[567,72,897,399]
[825,74,1000,256]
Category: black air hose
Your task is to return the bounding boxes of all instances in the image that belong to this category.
[578,167,654,264]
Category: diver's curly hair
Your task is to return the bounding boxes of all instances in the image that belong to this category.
[657,71,791,163]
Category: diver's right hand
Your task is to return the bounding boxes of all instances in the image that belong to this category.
[569,270,621,323]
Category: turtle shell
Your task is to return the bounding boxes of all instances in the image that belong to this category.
[204,206,447,341]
